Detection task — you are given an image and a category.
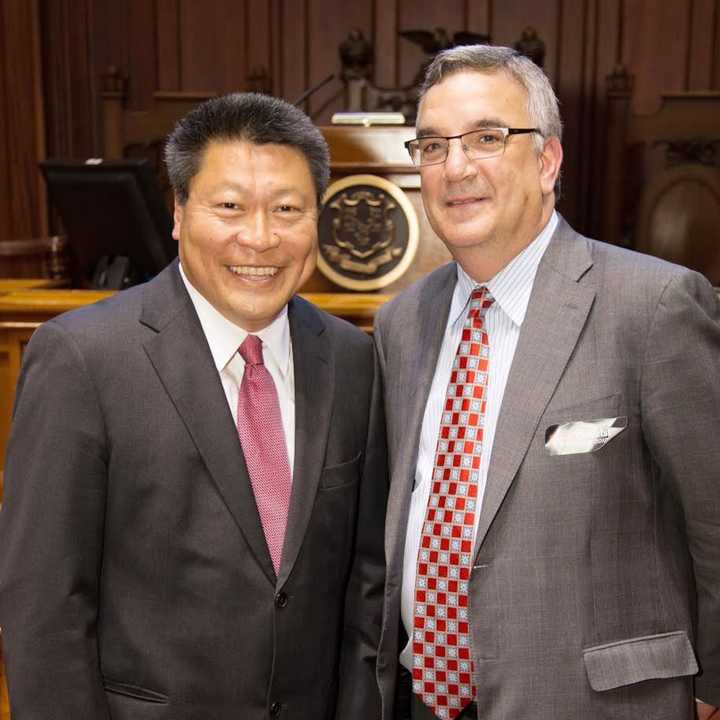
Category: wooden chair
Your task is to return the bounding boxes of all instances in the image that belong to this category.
[0,237,69,282]
[601,67,720,285]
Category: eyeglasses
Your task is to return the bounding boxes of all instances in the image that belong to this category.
[404,127,541,167]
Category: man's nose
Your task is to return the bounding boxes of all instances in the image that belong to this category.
[235,211,280,250]
[443,137,477,182]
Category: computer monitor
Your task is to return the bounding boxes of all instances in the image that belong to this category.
[40,158,177,289]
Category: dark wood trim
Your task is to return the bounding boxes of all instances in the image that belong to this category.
[303,0,310,111]
[686,0,695,88]
[712,0,720,87]
[556,0,564,88]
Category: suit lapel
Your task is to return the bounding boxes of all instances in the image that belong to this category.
[384,264,456,584]
[140,263,276,585]
[276,296,333,589]
[474,222,596,552]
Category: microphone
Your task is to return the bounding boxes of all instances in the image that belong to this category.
[293,74,335,107]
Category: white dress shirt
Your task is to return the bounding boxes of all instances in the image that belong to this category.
[399,211,559,669]
[179,264,295,477]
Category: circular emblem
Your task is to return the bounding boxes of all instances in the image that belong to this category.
[318,174,419,291]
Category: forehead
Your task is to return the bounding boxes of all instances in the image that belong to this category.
[194,139,313,184]
[417,70,530,134]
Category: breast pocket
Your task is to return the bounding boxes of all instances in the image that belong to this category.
[319,452,362,490]
[541,393,628,458]
[103,678,169,720]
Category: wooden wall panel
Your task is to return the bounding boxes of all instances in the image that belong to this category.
[156,0,180,89]
[14,0,720,254]
[374,0,399,87]
[270,0,283,95]
[623,0,691,114]
[180,0,247,92]
[93,0,127,96]
[247,0,272,91]
[555,0,589,230]
[715,2,720,87]
[492,0,560,83]
[42,0,97,158]
[0,0,46,242]
[280,1,308,105]
[307,0,372,120]
[576,0,600,234]
[688,0,716,88]
[587,0,623,234]
[466,0,492,35]
[126,0,157,108]
[397,1,466,88]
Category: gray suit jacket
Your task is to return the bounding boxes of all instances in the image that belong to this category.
[374,218,720,719]
[0,261,387,720]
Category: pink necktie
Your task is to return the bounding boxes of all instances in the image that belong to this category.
[236,334,292,575]
[413,287,493,719]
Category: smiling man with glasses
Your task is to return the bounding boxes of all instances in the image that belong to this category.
[374,44,720,720]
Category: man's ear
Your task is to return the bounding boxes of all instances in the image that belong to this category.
[172,196,184,242]
[538,137,563,196]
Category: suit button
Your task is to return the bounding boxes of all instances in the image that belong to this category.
[270,701,281,716]
[275,591,288,609]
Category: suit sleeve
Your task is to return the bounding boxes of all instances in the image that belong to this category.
[0,320,111,719]
[640,271,720,707]
[334,342,388,720]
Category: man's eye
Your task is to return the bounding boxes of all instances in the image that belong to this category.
[219,202,239,210]
[477,133,501,145]
[421,141,445,156]
[276,204,298,213]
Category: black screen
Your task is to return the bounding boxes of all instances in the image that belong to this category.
[40,158,176,288]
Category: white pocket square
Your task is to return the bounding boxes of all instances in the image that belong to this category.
[545,416,628,456]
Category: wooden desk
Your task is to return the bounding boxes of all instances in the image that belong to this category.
[0,637,7,720]
[0,279,68,293]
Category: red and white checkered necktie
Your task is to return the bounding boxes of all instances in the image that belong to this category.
[413,286,493,719]
[236,334,292,575]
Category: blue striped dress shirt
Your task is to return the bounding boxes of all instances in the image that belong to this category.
[399,211,559,670]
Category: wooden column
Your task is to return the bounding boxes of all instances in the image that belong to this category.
[600,66,632,246]
[0,0,47,244]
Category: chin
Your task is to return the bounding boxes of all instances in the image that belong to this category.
[444,227,492,250]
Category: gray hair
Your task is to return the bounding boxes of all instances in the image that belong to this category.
[165,93,330,205]
[420,45,562,152]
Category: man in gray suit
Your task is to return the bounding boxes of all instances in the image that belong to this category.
[0,93,386,719]
[374,44,720,720]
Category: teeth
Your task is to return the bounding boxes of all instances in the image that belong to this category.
[229,265,278,277]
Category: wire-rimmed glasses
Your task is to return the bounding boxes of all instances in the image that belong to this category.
[404,127,541,166]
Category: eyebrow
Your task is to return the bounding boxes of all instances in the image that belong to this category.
[416,117,510,138]
[206,182,306,199]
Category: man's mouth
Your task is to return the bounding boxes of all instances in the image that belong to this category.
[446,196,485,207]
[228,265,279,278]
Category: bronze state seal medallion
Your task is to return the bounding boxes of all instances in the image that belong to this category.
[318,174,419,290]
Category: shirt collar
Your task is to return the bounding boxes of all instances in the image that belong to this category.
[448,210,558,329]
[178,263,291,377]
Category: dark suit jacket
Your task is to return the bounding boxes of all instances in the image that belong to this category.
[374,218,720,719]
[0,261,387,720]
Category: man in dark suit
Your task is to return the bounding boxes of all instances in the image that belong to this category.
[0,93,386,720]
[374,45,720,719]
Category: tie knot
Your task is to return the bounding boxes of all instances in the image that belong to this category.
[239,334,264,366]
[469,286,494,316]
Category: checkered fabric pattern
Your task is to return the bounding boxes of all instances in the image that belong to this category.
[413,287,493,719]
[237,334,292,575]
